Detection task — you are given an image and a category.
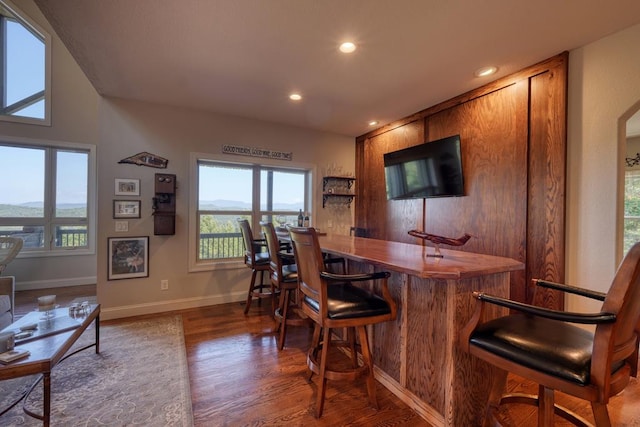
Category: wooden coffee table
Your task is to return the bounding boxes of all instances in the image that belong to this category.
[0,304,100,426]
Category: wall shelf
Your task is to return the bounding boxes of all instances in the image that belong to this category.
[322,176,356,208]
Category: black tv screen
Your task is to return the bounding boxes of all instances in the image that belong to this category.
[384,135,464,200]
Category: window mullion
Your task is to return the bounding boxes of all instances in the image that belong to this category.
[44,147,54,249]
[251,166,260,231]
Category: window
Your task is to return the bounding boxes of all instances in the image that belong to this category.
[624,169,640,255]
[193,157,311,266]
[0,138,96,255]
[0,0,51,125]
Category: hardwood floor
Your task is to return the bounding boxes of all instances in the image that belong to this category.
[14,286,640,426]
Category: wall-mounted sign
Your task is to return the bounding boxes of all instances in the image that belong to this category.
[222,144,292,161]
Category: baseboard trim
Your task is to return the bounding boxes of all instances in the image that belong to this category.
[15,277,97,291]
[374,367,444,426]
[100,291,247,321]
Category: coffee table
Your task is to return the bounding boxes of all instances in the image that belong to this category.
[0,304,100,426]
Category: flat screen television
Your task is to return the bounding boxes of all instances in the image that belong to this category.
[384,135,464,200]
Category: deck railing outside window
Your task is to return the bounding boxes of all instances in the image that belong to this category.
[199,232,244,259]
[2,229,244,259]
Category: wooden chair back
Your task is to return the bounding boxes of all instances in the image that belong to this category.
[260,222,279,270]
[238,219,259,267]
[598,243,640,386]
[288,227,327,322]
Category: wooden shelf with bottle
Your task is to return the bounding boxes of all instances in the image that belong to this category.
[322,176,356,208]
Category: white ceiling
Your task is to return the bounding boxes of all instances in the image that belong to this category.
[34,0,640,137]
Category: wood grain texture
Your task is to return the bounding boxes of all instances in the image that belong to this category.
[527,61,568,308]
[318,234,524,280]
[406,275,447,411]
[354,53,568,309]
[372,271,404,381]
[424,83,528,303]
[449,274,510,426]
[318,237,522,426]
[357,121,424,240]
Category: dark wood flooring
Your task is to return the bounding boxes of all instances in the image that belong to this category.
[14,285,640,426]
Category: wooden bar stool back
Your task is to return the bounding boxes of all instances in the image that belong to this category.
[238,219,278,315]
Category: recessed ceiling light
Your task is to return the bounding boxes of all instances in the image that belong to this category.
[368,120,379,126]
[339,42,356,53]
[289,93,302,101]
[474,66,498,77]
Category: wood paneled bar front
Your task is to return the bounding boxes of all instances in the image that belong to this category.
[318,234,524,426]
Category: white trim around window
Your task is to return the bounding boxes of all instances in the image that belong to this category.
[0,135,96,258]
[188,151,317,272]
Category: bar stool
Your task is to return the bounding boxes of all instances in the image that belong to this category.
[260,222,308,350]
[238,219,278,315]
[289,226,397,417]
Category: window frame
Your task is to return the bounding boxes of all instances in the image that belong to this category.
[189,151,315,272]
[623,168,640,256]
[0,135,97,258]
[0,0,52,126]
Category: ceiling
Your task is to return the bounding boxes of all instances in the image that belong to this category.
[33,0,640,137]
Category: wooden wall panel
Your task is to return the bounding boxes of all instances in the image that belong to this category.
[356,121,424,240]
[354,53,567,307]
[424,83,529,301]
[527,64,567,305]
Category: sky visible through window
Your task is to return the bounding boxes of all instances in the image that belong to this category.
[3,4,45,119]
[0,146,87,206]
[199,165,305,208]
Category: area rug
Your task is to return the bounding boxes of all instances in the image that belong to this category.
[0,315,193,426]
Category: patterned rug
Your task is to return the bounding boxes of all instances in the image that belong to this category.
[0,315,193,426]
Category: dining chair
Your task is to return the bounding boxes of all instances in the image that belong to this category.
[288,226,397,418]
[459,242,640,427]
[237,219,278,315]
[0,237,23,275]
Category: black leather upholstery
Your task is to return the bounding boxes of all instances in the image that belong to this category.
[304,283,392,320]
[281,264,298,282]
[469,313,627,385]
[252,252,269,265]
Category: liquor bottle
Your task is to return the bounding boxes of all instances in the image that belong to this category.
[297,209,304,226]
[303,212,310,227]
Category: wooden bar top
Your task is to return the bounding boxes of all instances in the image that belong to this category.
[318,234,523,279]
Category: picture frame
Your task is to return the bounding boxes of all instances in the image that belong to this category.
[108,236,149,280]
[113,199,141,219]
[115,178,140,196]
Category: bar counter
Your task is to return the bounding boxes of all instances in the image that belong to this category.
[317,234,524,426]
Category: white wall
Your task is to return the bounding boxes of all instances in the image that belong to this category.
[0,0,99,289]
[566,22,640,313]
[96,98,354,319]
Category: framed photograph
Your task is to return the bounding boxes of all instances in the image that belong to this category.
[113,199,141,219]
[115,178,140,196]
[108,236,149,280]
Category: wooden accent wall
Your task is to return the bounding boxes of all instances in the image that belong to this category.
[355,53,568,307]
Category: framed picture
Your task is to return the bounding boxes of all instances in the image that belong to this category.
[108,236,149,280]
[115,178,140,196]
[113,200,141,219]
